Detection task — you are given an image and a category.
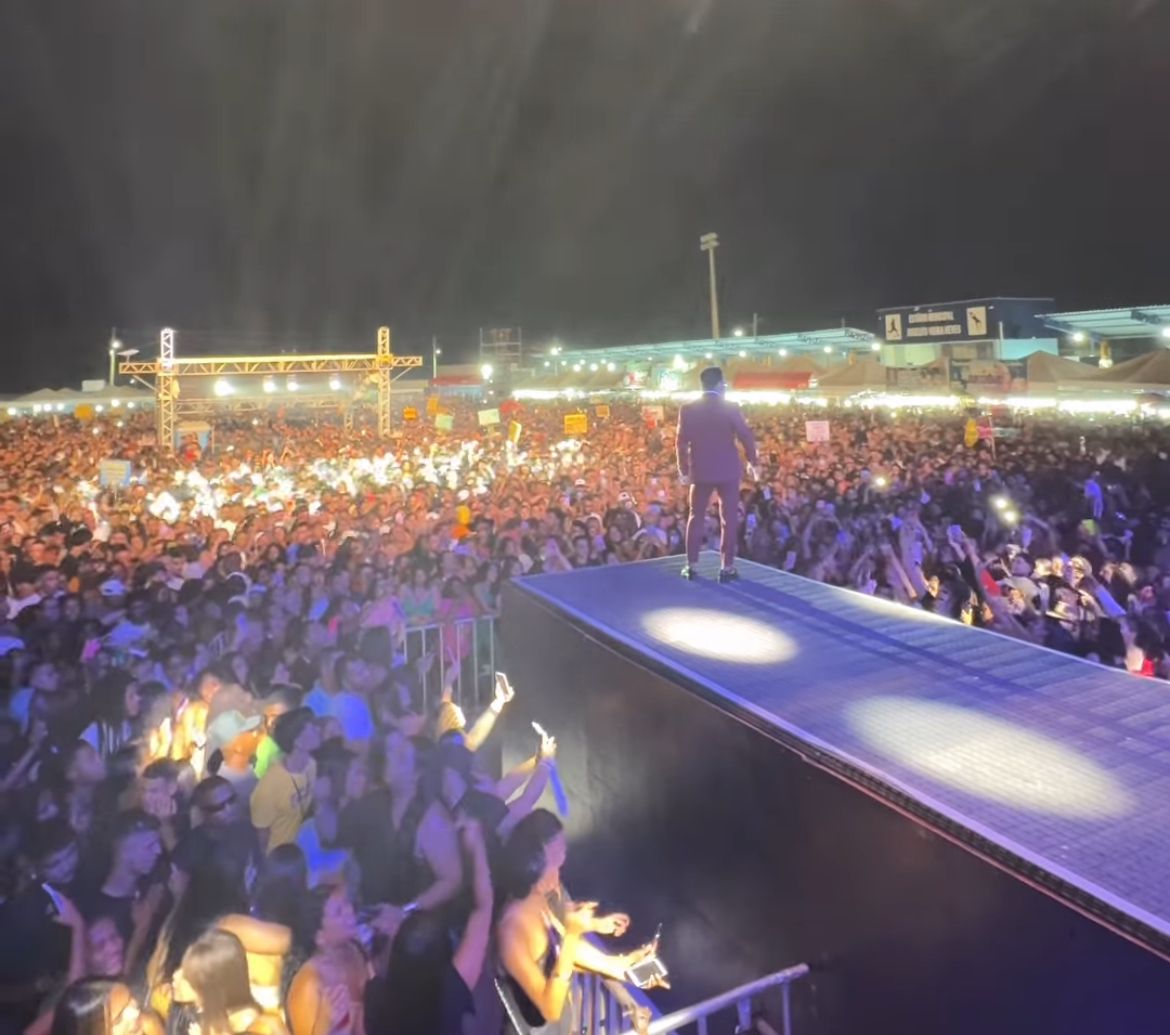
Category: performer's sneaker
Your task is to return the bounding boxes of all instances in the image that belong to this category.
[681,565,698,580]
[718,567,740,584]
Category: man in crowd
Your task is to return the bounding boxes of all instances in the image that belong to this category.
[250,706,318,852]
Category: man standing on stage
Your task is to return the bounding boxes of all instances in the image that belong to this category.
[676,366,759,582]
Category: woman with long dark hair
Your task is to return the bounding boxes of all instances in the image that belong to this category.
[363,820,493,1035]
[80,673,145,760]
[286,884,368,1035]
[50,977,155,1035]
[497,810,653,1033]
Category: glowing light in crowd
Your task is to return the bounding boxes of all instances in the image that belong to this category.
[263,377,276,393]
[5,408,14,416]
[544,361,551,367]
[733,327,745,337]
[822,345,833,354]
[778,348,788,357]
[286,376,299,392]
[705,352,713,360]
[111,399,121,408]
[992,495,1009,511]
[1003,508,1020,524]
[871,340,883,351]
[1057,398,1136,415]
[213,379,234,397]
[846,696,1133,819]
[641,607,798,665]
[1071,332,1087,344]
[329,376,342,391]
[606,362,617,372]
[589,363,599,372]
[481,364,494,380]
[573,363,582,372]
[672,355,686,370]
[738,350,747,358]
[874,475,888,488]
[1162,327,1170,340]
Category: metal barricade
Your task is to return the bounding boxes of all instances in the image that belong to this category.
[499,962,809,1035]
[402,614,498,711]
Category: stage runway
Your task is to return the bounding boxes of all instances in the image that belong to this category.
[515,553,1170,953]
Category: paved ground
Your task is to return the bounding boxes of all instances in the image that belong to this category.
[518,554,1170,939]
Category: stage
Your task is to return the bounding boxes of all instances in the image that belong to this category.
[500,554,1170,1034]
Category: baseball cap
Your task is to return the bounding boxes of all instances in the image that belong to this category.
[205,709,262,756]
[99,579,127,598]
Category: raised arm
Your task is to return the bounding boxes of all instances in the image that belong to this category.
[451,821,493,991]
[412,803,463,912]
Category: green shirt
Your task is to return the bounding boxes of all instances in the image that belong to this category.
[253,735,282,779]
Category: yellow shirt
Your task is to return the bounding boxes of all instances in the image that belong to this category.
[250,758,315,850]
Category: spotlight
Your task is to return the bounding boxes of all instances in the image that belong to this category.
[641,607,797,665]
[329,376,342,391]
[213,379,233,397]
[263,377,276,394]
[847,696,1132,818]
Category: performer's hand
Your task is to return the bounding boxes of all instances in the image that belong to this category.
[745,463,759,483]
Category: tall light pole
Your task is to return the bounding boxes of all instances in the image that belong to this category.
[108,328,121,386]
[432,336,441,379]
[699,233,721,341]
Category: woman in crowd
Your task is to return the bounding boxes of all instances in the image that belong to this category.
[178,930,288,1035]
[79,673,146,761]
[286,884,368,1035]
[399,565,440,627]
[498,809,656,1032]
[364,820,494,1035]
[50,977,159,1035]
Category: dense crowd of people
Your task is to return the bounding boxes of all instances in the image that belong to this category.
[2,395,1170,1034]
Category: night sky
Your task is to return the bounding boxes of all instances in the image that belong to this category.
[1,0,1167,390]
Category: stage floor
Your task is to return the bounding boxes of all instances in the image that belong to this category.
[515,554,1170,949]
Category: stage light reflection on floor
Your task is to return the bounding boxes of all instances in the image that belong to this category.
[641,607,798,665]
[846,696,1133,819]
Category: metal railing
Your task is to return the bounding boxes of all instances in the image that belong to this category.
[621,964,810,1035]
[402,613,498,710]
[500,962,809,1035]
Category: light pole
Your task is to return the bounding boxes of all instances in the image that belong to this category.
[432,337,441,379]
[107,329,122,386]
[699,232,721,341]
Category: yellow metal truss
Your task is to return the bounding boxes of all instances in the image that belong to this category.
[123,327,422,451]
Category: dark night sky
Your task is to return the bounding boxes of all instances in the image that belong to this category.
[1,0,1168,390]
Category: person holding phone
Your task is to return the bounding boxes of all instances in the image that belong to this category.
[676,367,759,582]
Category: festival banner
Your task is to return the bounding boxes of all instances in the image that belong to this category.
[563,413,588,436]
[425,396,440,417]
[402,407,419,422]
[507,421,523,445]
[478,408,501,426]
[594,404,611,419]
[435,414,454,432]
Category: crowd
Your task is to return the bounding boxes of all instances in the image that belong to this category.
[2,394,1170,1034]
